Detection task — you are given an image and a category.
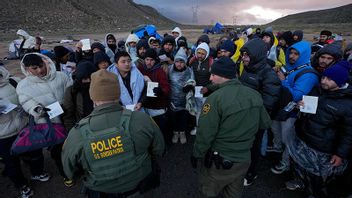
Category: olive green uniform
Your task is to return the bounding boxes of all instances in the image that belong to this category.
[193,79,271,197]
[62,103,165,194]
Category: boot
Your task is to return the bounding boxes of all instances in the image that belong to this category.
[179,131,187,144]
[172,131,179,143]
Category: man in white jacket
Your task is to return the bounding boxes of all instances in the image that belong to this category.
[16,53,74,187]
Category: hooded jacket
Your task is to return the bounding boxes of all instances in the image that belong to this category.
[189,43,213,87]
[125,34,140,63]
[0,67,28,139]
[281,41,319,102]
[262,31,286,68]
[104,33,118,63]
[312,42,343,72]
[17,29,36,49]
[16,53,73,124]
[239,39,281,116]
[296,86,352,158]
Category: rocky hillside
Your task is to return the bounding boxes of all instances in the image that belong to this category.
[0,0,177,34]
[269,4,352,25]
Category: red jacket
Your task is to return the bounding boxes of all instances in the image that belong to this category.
[138,63,170,109]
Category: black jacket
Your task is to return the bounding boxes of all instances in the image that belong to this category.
[296,85,352,159]
[239,39,281,117]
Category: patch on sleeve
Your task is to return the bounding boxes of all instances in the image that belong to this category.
[202,103,211,114]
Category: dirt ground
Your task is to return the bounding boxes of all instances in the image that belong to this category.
[0,29,351,198]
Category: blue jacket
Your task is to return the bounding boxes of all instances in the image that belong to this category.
[107,63,145,106]
[282,41,319,102]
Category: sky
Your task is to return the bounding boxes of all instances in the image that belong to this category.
[133,0,350,25]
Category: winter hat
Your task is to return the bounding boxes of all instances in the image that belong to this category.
[171,27,182,36]
[89,70,120,101]
[197,35,210,45]
[162,35,176,47]
[293,30,304,41]
[322,61,351,87]
[177,36,188,49]
[136,39,150,51]
[320,30,332,37]
[279,31,293,46]
[317,42,343,60]
[144,48,158,60]
[174,48,187,62]
[94,51,111,67]
[91,42,105,52]
[210,57,236,79]
[219,39,235,56]
[54,46,70,59]
[75,60,98,81]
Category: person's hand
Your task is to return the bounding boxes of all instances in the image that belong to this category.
[276,70,285,81]
[330,155,343,166]
[200,87,208,94]
[34,105,51,116]
[153,87,163,97]
[296,100,304,109]
[134,103,142,111]
[190,155,198,169]
[183,84,195,93]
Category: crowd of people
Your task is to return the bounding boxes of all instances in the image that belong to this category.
[0,26,352,198]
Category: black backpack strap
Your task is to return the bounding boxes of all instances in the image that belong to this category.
[9,78,18,88]
[293,68,320,82]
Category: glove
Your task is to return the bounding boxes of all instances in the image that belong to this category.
[153,87,163,97]
[190,155,198,169]
[182,84,195,93]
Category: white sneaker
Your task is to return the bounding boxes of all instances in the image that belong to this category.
[172,132,179,143]
[190,128,197,135]
[179,132,187,144]
[20,185,34,198]
[31,172,50,182]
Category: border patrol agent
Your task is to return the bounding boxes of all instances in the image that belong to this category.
[62,70,165,198]
[191,57,271,198]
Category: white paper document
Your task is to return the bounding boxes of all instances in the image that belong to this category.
[0,103,17,114]
[81,39,91,51]
[195,86,203,98]
[300,95,318,114]
[147,82,159,97]
[125,104,136,111]
[46,102,64,119]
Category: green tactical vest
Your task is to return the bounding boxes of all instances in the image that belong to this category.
[79,109,141,190]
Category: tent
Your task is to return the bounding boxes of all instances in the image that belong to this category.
[131,25,162,40]
[203,22,224,34]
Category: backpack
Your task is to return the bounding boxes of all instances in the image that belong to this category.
[188,56,214,69]
[273,67,319,121]
[9,78,18,88]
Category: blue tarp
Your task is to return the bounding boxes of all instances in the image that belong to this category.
[203,22,224,34]
[132,25,162,40]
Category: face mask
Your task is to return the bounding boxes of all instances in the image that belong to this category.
[129,47,137,56]
[108,44,117,52]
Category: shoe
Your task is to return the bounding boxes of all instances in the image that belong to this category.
[31,172,50,182]
[63,177,75,187]
[266,146,282,153]
[172,132,179,143]
[243,174,258,186]
[190,128,197,135]
[285,179,305,191]
[271,161,289,174]
[20,185,34,198]
[179,132,187,144]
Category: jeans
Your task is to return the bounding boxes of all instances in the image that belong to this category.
[246,129,265,178]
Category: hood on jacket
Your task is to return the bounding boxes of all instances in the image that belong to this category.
[20,52,57,81]
[171,27,182,37]
[125,33,139,49]
[316,41,343,60]
[104,33,116,46]
[279,31,293,46]
[91,42,106,52]
[162,35,176,47]
[195,42,210,61]
[17,29,36,49]
[240,38,267,68]
[286,41,311,69]
[0,66,10,87]
[93,51,111,67]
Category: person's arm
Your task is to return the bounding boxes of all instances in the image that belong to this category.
[261,70,282,115]
[335,112,352,161]
[193,97,219,158]
[16,84,42,118]
[61,127,84,180]
[282,73,319,102]
[62,87,76,131]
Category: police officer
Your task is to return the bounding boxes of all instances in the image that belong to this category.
[62,70,165,198]
[191,57,271,198]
